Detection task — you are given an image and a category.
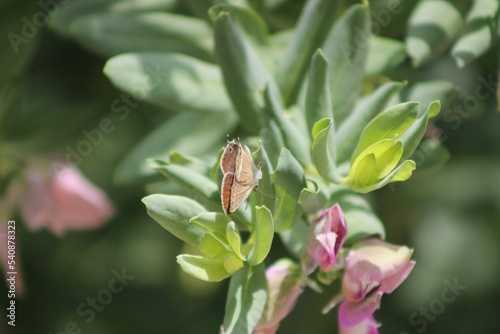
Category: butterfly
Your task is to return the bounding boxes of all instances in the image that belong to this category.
[220,139,262,214]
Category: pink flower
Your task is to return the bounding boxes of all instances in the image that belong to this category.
[338,238,415,333]
[19,161,114,235]
[253,259,304,334]
[302,204,347,275]
[339,316,380,334]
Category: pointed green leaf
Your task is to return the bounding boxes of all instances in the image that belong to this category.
[250,145,276,212]
[227,221,245,260]
[311,118,339,183]
[177,254,233,282]
[223,264,267,334]
[190,212,232,237]
[400,101,441,160]
[70,12,213,60]
[406,0,464,66]
[247,206,274,266]
[262,84,311,167]
[366,35,406,76]
[114,111,237,185]
[323,3,370,124]
[142,194,207,246]
[276,0,343,105]
[351,102,420,163]
[272,148,306,232]
[212,6,276,134]
[298,179,328,215]
[337,81,405,163]
[104,52,232,113]
[152,162,220,212]
[305,49,333,135]
[330,185,385,244]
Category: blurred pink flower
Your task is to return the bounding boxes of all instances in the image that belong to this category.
[302,204,347,275]
[338,238,415,333]
[253,259,304,334]
[19,162,114,235]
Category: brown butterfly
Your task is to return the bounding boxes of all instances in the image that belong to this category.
[220,139,262,214]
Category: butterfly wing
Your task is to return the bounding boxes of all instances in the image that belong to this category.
[221,172,235,214]
[235,144,260,186]
[228,180,255,214]
[220,141,239,175]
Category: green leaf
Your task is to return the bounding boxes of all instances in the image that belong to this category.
[247,206,274,266]
[272,148,306,232]
[223,264,267,334]
[323,3,370,124]
[452,0,499,67]
[351,102,420,163]
[311,118,339,183]
[330,186,385,244]
[211,6,276,134]
[114,111,237,185]
[104,52,232,113]
[142,194,207,246]
[250,145,276,212]
[262,84,311,167]
[337,81,405,164]
[279,220,308,259]
[49,0,176,36]
[389,80,459,111]
[152,161,221,212]
[200,234,230,258]
[190,212,232,237]
[305,49,333,135]
[70,12,213,61]
[366,35,406,76]
[227,221,245,260]
[298,178,328,215]
[260,120,285,168]
[406,0,465,66]
[400,101,441,161]
[276,0,343,106]
[177,255,234,282]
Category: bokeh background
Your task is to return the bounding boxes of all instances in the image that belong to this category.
[1,0,499,333]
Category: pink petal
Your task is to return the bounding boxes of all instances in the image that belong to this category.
[254,260,304,334]
[48,166,114,235]
[380,260,416,294]
[302,204,347,274]
[340,315,380,334]
[19,167,55,231]
[339,290,382,328]
[343,239,413,298]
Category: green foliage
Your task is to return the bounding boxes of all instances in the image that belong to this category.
[6,0,500,333]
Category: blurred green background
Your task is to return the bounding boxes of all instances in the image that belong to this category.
[1,0,500,333]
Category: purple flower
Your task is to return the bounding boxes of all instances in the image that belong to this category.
[302,204,347,275]
[338,238,415,332]
[253,259,304,334]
